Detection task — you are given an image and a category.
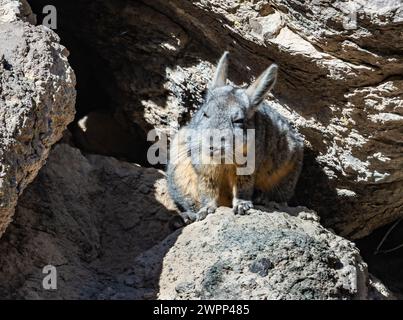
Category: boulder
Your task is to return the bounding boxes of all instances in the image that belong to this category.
[0,143,178,299]
[0,0,76,237]
[136,206,392,300]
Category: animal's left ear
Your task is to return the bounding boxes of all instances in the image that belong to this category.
[209,51,229,90]
[246,64,278,108]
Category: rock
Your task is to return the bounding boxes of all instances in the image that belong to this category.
[0,0,76,237]
[0,0,36,24]
[0,0,400,301]
[0,143,392,299]
[368,274,395,300]
[0,143,179,299]
[30,0,213,139]
[133,207,390,300]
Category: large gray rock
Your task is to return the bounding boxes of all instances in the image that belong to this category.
[134,207,390,300]
[0,0,76,237]
[0,143,179,299]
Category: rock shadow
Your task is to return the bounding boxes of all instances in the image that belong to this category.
[0,144,182,299]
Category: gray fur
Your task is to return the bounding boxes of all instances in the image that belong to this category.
[246,64,278,109]
[167,52,304,223]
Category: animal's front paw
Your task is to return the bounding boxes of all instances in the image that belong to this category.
[169,211,198,229]
[233,200,253,215]
[196,205,217,221]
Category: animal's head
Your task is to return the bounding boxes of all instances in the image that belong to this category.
[189,51,278,165]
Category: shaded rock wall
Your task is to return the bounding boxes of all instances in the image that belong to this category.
[0,143,178,299]
[0,0,398,300]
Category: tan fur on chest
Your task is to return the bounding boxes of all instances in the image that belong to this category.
[171,133,236,208]
[172,140,296,208]
[172,129,296,208]
[173,153,201,207]
[199,164,236,207]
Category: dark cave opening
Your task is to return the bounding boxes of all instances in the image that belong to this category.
[29,0,154,165]
[356,220,403,298]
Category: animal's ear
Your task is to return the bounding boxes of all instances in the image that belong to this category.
[209,51,229,90]
[246,64,278,108]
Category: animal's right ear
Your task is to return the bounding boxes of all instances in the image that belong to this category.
[209,51,229,90]
[246,64,278,108]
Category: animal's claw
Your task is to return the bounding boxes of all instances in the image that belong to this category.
[196,205,217,221]
[233,200,253,215]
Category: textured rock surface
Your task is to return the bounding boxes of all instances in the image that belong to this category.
[29,0,403,238]
[0,0,76,237]
[0,0,36,24]
[135,207,391,300]
[0,143,179,299]
[0,145,391,299]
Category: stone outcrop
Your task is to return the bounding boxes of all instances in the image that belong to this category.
[0,0,76,237]
[134,0,403,239]
[133,206,392,300]
[72,111,149,164]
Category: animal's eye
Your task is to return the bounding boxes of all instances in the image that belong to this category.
[233,117,244,125]
[203,111,210,119]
